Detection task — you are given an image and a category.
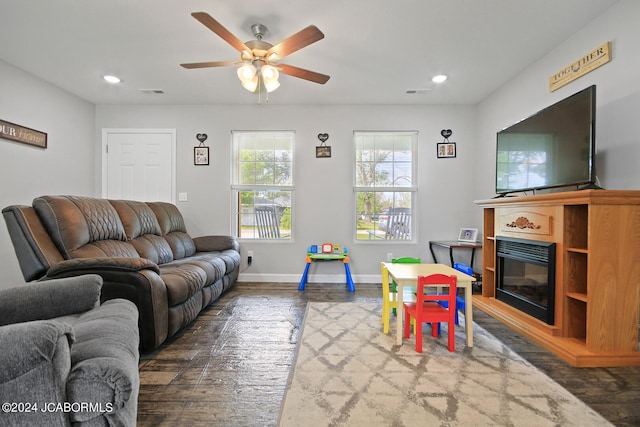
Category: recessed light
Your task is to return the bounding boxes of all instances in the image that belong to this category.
[103,75,122,84]
[432,74,447,83]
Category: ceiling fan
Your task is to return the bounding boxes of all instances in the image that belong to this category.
[181,12,330,93]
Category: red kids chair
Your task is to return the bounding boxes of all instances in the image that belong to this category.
[403,274,457,353]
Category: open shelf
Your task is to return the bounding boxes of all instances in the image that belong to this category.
[566,292,588,302]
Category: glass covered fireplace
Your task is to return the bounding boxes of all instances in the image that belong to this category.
[496,236,556,325]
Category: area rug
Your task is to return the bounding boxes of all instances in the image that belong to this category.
[278,302,611,427]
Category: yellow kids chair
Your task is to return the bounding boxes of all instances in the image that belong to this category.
[381,257,420,334]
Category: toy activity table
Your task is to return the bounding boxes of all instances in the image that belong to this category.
[298,244,355,292]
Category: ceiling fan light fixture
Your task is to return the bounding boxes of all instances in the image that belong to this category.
[260,64,280,93]
[261,64,279,82]
[241,75,259,92]
[237,63,257,82]
[264,79,280,93]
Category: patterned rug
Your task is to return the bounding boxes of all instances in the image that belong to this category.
[278,302,611,427]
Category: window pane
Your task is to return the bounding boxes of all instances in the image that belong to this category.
[237,190,292,239]
[235,131,293,186]
[355,132,415,189]
[355,191,413,240]
[393,161,412,187]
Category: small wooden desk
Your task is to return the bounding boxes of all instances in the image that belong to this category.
[383,263,476,347]
[429,240,482,269]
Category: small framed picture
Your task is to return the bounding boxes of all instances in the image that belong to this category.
[437,142,456,158]
[194,146,209,165]
[458,228,478,242]
[316,145,331,158]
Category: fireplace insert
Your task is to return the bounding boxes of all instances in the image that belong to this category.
[496,236,556,325]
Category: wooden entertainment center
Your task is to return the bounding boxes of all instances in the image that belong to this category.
[475,190,640,367]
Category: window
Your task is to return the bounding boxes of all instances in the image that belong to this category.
[232,131,294,239]
[354,131,417,241]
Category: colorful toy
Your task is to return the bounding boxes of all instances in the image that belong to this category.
[299,243,355,291]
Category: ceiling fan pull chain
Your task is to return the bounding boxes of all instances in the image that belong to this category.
[265,79,270,104]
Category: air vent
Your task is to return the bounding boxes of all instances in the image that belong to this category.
[405,89,431,94]
[139,89,165,94]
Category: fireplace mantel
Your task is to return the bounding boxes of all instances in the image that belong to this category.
[475,189,640,367]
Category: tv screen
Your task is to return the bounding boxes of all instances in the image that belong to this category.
[495,85,596,195]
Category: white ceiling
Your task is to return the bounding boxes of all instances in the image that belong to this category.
[0,0,618,106]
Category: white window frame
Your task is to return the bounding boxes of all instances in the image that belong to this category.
[231,130,295,240]
[353,131,418,242]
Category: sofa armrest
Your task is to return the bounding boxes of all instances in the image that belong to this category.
[193,235,239,252]
[46,257,160,277]
[0,320,74,427]
[66,298,139,424]
[45,259,169,351]
[0,274,102,326]
[0,320,74,381]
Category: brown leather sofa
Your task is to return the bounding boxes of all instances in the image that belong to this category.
[3,195,240,351]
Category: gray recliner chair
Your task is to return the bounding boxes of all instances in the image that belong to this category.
[0,274,140,426]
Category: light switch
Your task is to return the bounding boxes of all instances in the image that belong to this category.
[178,192,188,202]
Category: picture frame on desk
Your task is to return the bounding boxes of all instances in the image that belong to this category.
[458,228,478,242]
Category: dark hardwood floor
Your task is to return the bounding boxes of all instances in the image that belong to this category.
[138,282,640,426]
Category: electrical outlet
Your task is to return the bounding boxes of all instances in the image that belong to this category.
[247,251,253,266]
[387,253,393,262]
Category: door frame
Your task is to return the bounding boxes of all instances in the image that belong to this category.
[101,128,177,203]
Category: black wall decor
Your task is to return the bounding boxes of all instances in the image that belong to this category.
[194,133,209,165]
[316,133,331,158]
[437,129,455,158]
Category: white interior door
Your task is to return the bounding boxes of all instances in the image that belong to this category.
[102,129,176,203]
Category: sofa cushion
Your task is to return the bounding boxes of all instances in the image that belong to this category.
[148,202,196,259]
[209,249,241,274]
[159,253,231,305]
[158,262,209,306]
[34,196,138,259]
[111,200,174,264]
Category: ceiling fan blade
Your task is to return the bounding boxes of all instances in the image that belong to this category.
[278,64,330,84]
[191,12,251,54]
[180,60,237,69]
[266,25,324,60]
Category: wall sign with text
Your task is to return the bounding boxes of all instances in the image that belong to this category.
[549,42,611,92]
[0,119,48,148]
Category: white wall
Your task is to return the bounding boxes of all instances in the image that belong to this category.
[0,60,96,287]
[95,104,480,283]
[474,0,640,200]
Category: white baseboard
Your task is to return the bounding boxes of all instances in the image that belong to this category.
[238,273,380,284]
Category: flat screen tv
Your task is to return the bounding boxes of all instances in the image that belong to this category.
[495,85,596,195]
